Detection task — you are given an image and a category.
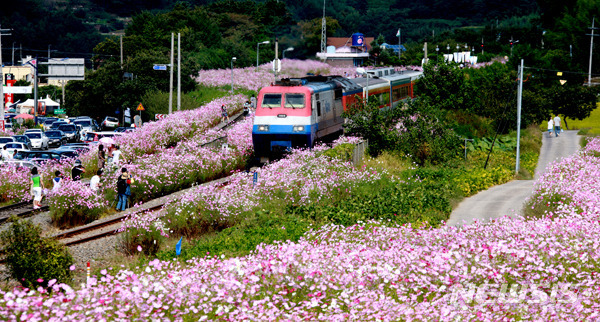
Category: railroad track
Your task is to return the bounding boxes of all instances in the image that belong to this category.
[0,114,246,250]
[54,176,232,246]
[54,204,166,246]
[0,201,49,224]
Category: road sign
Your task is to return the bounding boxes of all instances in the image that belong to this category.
[272,59,281,73]
[2,86,33,94]
[155,114,166,120]
[54,109,65,114]
[137,103,145,111]
[153,64,167,71]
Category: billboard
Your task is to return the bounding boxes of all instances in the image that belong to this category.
[45,58,85,81]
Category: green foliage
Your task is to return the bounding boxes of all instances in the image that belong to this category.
[321,143,355,162]
[119,228,165,257]
[395,101,463,165]
[158,209,311,260]
[0,217,73,289]
[289,176,453,228]
[342,98,404,157]
[415,62,474,112]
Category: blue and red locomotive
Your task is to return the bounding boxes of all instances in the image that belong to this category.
[252,67,422,160]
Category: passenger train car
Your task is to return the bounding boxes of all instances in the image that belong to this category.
[252,67,422,160]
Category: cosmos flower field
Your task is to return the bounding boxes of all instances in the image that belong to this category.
[1,59,598,320]
[1,137,599,320]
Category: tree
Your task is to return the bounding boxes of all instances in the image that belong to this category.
[414,62,474,112]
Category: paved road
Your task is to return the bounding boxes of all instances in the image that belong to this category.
[446,130,581,226]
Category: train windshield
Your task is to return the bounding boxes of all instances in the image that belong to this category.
[284,94,305,109]
[262,94,282,108]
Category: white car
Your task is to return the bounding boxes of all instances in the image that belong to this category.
[3,142,29,156]
[0,137,15,149]
[102,116,120,129]
[24,132,49,150]
[24,129,44,135]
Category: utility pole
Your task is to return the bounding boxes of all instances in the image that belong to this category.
[320,0,326,53]
[169,33,174,115]
[0,27,12,123]
[397,28,401,60]
[48,45,51,59]
[11,42,15,66]
[516,59,524,174]
[177,32,181,111]
[120,35,123,69]
[587,17,598,86]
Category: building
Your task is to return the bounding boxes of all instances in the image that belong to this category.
[316,33,374,67]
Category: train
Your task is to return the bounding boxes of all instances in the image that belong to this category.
[251,67,423,161]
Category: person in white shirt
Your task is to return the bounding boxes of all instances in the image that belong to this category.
[52,171,63,191]
[112,145,123,166]
[1,146,11,161]
[553,115,561,137]
[90,169,102,192]
[547,117,554,137]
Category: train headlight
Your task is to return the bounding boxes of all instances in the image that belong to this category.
[293,125,305,132]
[257,125,269,132]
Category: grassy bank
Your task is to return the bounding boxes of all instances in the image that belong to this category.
[152,127,541,262]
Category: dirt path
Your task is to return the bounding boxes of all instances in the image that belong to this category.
[445,130,581,227]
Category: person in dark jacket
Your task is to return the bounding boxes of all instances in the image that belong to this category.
[71,159,85,181]
[116,167,133,211]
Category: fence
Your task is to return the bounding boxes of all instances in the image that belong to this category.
[352,139,368,166]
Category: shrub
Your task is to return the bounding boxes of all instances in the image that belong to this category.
[118,227,165,256]
[47,180,108,228]
[0,217,73,289]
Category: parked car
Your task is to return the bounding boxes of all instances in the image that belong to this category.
[57,124,79,142]
[102,116,120,130]
[3,142,29,156]
[114,127,136,133]
[50,120,68,130]
[42,118,58,130]
[24,132,49,150]
[13,150,61,161]
[44,130,67,148]
[49,148,78,160]
[0,159,38,170]
[0,136,15,148]
[11,135,32,150]
[73,118,98,140]
[83,131,122,143]
[24,129,44,135]
[59,144,90,155]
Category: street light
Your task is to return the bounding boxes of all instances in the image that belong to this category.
[256,40,270,71]
[231,57,236,93]
[283,47,294,59]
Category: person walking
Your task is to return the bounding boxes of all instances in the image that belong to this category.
[116,167,133,211]
[250,94,256,110]
[243,101,251,117]
[547,117,554,138]
[30,167,44,209]
[98,144,106,169]
[221,104,230,123]
[553,115,562,137]
[52,171,63,191]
